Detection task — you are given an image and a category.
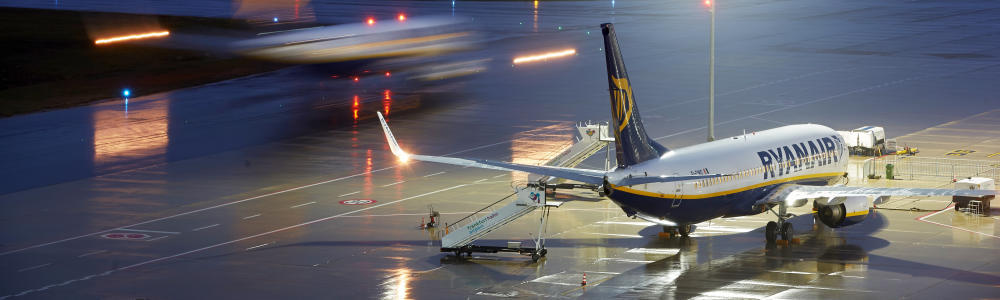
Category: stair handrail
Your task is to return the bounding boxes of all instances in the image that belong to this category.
[445,191,517,233]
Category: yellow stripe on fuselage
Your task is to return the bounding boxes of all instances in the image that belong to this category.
[609,172,843,199]
[845,210,869,217]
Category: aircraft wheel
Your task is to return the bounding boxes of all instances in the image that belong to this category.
[531,253,540,262]
[540,249,548,257]
[780,222,794,241]
[765,221,778,243]
[678,224,691,237]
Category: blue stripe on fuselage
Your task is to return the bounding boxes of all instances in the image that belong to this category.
[607,176,839,225]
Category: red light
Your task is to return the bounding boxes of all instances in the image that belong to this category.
[385,71,391,77]
[353,76,359,82]
[704,0,711,7]
[384,89,391,115]
[353,109,359,121]
[397,14,406,22]
[367,18,375,26]
[353,95,359,107]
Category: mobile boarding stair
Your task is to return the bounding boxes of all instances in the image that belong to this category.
[439,122,613,262]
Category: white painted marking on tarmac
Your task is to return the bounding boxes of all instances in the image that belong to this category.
[243,214,261,220]
[338,212,476,218]
[381,181,405,187]
[0,136,513,258]
[290,201,316,208]
[492,174,505,178]
[733,279,867,292]
[594,257,654,264]
[751,116,789,125]
[626,248,680,255]
[0,166,394,256]
[17,263,51,272]
[596,221,655,226]
[246,243,271,251]
[338,191,360,197]
[77,250,107,258]
[118,228,180,235]
[423,171,446,177]
[917,205,1000,239]
[192,224,219,231]
[0,184,473,300]
[768,270,817,275]
[583,271,621,275]
[586,232,642,238]
[414,266,444,274]
[474,178,487,183]
[145,236,169,242]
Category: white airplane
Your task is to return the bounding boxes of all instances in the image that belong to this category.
[377,23,996,243]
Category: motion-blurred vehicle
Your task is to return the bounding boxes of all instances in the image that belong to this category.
[231,16,478,65]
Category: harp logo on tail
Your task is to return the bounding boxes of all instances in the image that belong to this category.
[611,77,634,132]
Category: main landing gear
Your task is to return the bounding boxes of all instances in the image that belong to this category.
[765,201,794,244]
[660,224,694,238]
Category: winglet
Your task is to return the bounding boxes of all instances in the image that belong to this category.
[376,112,410,162]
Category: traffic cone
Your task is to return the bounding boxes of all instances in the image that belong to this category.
[421,217,425,229]
[581,273,587,286]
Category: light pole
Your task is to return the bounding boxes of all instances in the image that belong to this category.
[705,0,716,142]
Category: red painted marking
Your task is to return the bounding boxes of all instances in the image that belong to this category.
[339,199,377,205]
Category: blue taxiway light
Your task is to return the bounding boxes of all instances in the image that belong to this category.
[273,17,279,23]
[122,89,131,97]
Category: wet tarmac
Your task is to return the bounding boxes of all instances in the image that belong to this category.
[2,0,1000,298]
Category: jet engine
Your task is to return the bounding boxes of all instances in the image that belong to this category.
[815,196,870,228]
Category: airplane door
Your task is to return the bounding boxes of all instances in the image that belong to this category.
[672,182,683,208]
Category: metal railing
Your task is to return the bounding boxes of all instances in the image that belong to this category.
[863,156,1000,181]
[444,192,517,233]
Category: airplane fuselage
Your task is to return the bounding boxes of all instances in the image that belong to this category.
[605,124,848,225]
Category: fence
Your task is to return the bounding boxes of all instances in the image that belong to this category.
[863,156,1000,181]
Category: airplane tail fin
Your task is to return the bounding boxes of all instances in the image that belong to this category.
[601,23,668,168]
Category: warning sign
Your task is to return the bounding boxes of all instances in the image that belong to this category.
[101,233,150,240]
[339,199,376,205]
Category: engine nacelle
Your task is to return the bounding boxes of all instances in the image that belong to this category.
[815,196,870,228]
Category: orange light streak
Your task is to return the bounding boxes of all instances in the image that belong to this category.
[94,31,170,45]
[383,89,391,115]
[367,17,376,26]
[512,49,576,64]
[397,14,407,22]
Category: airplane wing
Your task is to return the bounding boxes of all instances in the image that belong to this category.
[757,184,997,208]
[376,112,723,185]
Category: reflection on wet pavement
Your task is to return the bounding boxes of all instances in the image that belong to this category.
[93,98,170,167]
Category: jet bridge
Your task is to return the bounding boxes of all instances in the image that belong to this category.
[439,122,613,261]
